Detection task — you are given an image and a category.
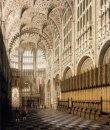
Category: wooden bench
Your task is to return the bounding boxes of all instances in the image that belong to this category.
[57,100,69,112]
[57,98,106,123]
[81,108,87,118]
[71,100,102,120]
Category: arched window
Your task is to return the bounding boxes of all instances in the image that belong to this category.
[11,48,18,69]
[63,7,72,47]
[23,50,33,70]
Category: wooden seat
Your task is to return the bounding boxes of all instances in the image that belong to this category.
[58,99,103,121]
[90,109,97,120]
[74,107,79,115]
[81,108,87,118]
[95,110,101,120]
[77,107,83,117]
[85,108,92,119]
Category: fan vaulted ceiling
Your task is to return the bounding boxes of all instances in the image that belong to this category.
[1,0,73,55]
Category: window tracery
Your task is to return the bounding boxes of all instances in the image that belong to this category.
[10,48,18,69]
[23,50,33,70]
[62,7,72,65]
[80,57,93,73]
[76,0,92,57]
[98,0,110,43]
[103,46,110,64]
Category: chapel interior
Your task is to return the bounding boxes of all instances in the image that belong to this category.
[0,0,110,130]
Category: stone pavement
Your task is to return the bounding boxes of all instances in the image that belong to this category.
[3,109,110,130]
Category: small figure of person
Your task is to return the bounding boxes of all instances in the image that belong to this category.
[15,108,20,123]
[22,106,29,120]
[22,108,27,121]
[24,106,29,115]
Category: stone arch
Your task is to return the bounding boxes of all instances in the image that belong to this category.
[63,66,72,80]
[77,56,94,74]
[98,40,110,65]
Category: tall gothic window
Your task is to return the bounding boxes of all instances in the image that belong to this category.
[63,8,72,47]
[11,48,18,69]
[23,50,33,70]
[76,0,92,56]
[98,0,110,44]
[62,7,72,62]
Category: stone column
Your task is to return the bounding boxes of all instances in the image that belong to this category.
[33,50,36,93]
[19,48,23,107]
[50,50,54,109]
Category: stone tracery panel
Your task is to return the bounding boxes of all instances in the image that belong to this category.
[80,57,94,73]
[77,57,94,74]
[63,67,72,80]
[103,46,110,64]
[76,0,92,58]
[97,0,110,49]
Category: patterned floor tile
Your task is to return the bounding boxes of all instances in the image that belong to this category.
[3,109,109,130]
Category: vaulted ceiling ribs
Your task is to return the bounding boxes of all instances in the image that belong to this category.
[1,0,73,54]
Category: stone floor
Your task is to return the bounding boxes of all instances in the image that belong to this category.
[3,109,110,130]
